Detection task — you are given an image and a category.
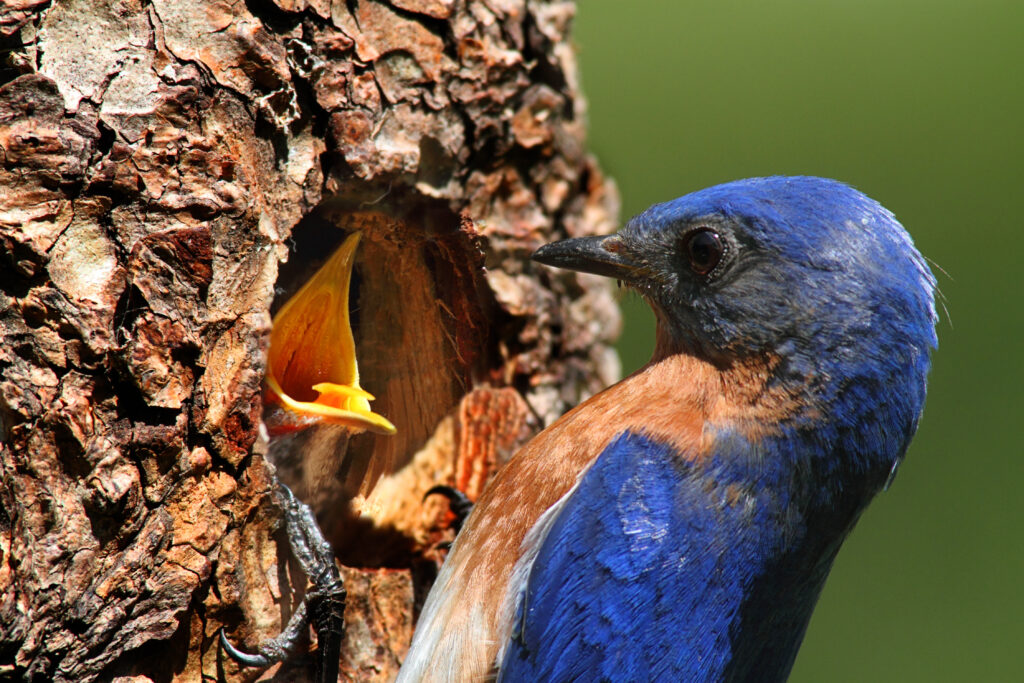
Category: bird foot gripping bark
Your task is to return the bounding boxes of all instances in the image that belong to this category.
[221,231,397,679]
[220,483,346,683]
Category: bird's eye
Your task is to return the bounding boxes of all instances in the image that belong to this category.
[683,228,724,276]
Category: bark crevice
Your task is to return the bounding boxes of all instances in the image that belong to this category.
[0,1,620,680]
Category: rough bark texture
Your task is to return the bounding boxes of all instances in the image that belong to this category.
[0,1,620,681]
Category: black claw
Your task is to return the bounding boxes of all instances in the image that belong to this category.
[219,628,274,668]
[424,485,475,534]
[220,482,345,683]
[220,600,310,669]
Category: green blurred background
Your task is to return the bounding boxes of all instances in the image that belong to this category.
[574,1,1022,680]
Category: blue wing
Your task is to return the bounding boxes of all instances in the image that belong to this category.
[497,431,757,683]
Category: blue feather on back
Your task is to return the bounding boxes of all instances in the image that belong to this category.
[501,431,810,683]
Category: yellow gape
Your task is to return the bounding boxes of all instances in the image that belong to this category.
[265,232,396,435]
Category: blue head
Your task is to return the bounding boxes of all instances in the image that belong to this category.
[534,176,937,497]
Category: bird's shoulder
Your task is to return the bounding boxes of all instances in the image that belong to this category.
[498,431,728,681]
[496,349,813,681]
[399,349,799,681]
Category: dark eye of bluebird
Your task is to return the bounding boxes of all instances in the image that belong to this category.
[684,228,724,276]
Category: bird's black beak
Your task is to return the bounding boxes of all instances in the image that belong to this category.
[531,234,644,283]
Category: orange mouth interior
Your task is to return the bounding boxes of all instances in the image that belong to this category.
[265,232,396,435]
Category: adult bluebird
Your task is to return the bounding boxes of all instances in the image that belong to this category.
[397,176,937,682]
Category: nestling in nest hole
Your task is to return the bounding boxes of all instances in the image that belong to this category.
[263,205,489,566]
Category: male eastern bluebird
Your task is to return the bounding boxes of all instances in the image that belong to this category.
[397,176,937,682]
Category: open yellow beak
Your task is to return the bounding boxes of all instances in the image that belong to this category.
[265,232,396,435]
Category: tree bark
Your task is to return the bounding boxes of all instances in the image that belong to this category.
[0,1,619,681]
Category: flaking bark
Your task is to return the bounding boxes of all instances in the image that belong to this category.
[0,1,620,680]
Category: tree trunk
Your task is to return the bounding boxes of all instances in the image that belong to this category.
[0,1,619,681]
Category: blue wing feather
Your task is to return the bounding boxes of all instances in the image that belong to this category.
[499,431,745,682]
[498,429,831,683]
